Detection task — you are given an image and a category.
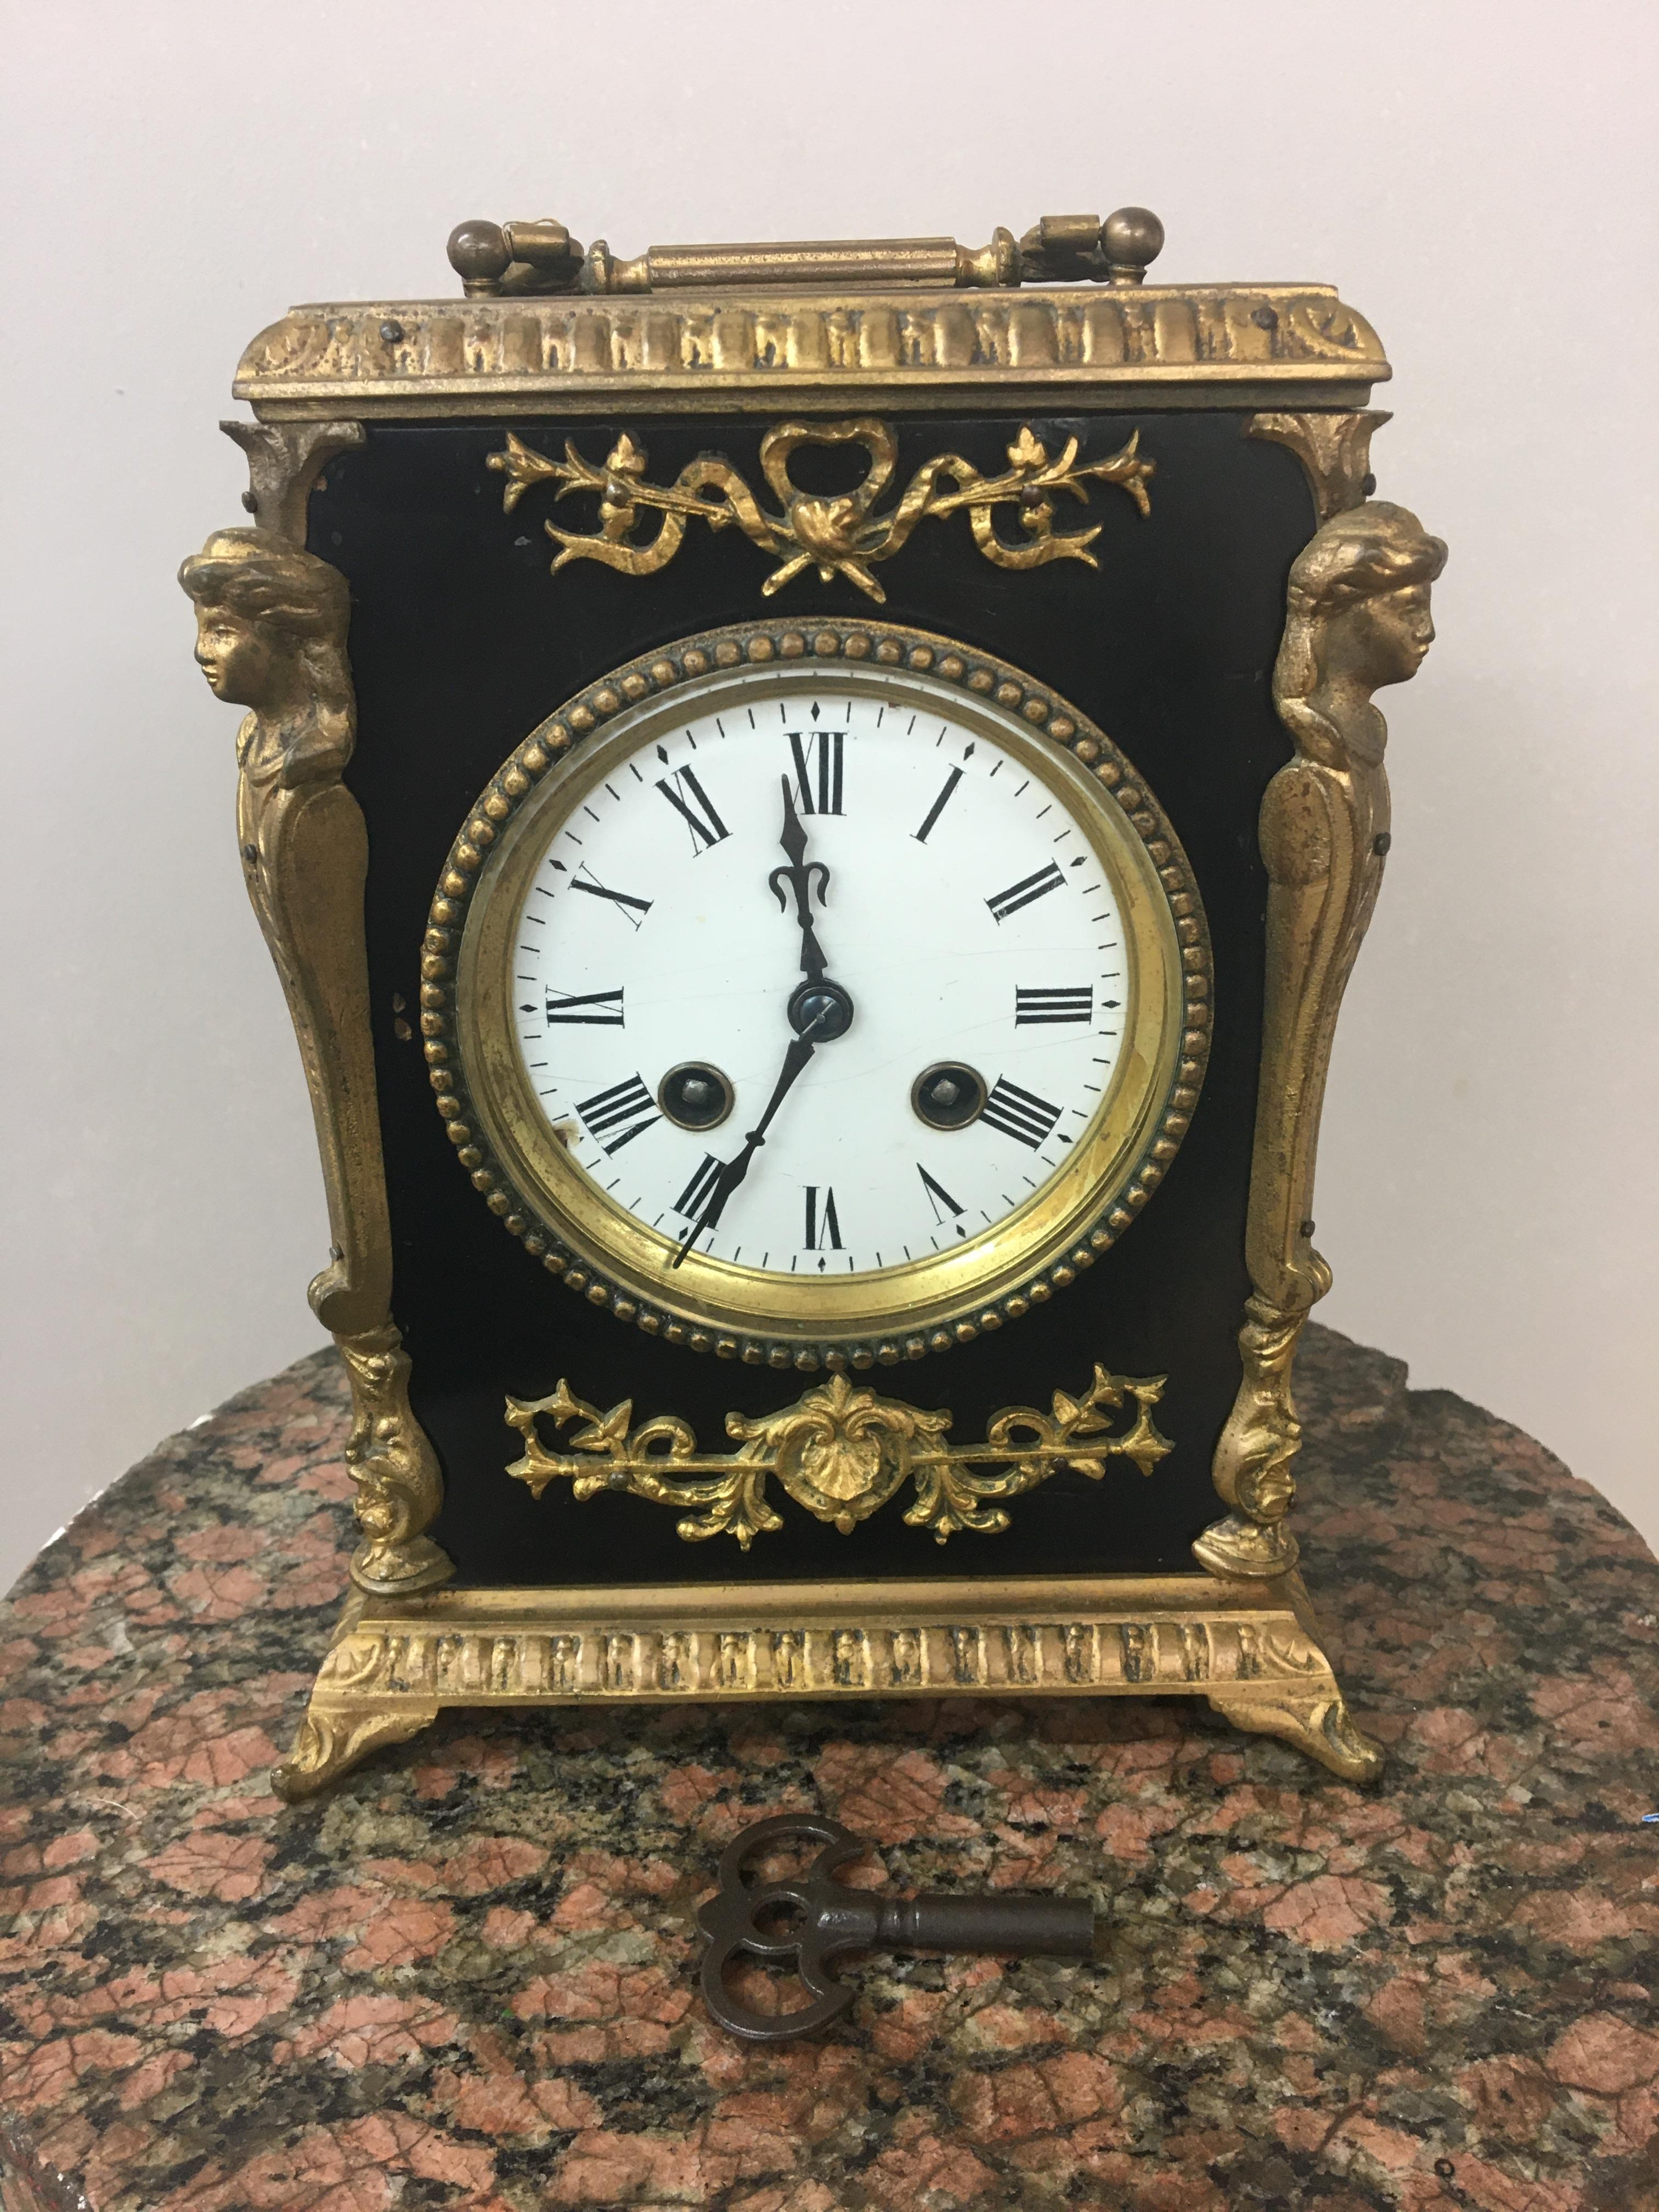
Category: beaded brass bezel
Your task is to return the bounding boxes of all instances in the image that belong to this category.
[421,617,1212,1370]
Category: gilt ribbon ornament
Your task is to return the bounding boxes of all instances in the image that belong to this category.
[504,1365,1172,1548]
[488,417,1154,601]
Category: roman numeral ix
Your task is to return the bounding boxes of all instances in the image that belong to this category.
[656,765,730,853]
[544,985,625,1026]
[575,1074,661,1155]
[980,1077,1063,1149]
[986,862,1065,922]
[787,729,844,816]
[1014,985,1094,1026]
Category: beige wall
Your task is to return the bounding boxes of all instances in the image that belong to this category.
[3,0,1655,1593]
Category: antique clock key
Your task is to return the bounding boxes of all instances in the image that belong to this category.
[182,207,1444,1796]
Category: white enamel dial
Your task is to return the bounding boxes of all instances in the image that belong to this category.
[504,674,1131,1277]
[445,638,1205,1358]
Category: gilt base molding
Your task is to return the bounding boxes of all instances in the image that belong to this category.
[273,1568,1383,1799]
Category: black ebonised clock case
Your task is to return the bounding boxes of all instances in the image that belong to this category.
[311,409,1312,1586]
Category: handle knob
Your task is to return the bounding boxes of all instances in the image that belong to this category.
[1102,205,1165,285]
[447,219,510,295]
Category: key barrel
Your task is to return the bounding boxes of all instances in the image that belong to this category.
[879,1892,1097,1957]
[802,1884,1097,1962]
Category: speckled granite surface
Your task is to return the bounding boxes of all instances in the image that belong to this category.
[1,1324,1655,2212]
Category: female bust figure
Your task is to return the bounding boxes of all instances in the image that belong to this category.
[178,526,354,791]
[178,524,377,1325]
[178,527,360,1142]
[1276,500,1447,769]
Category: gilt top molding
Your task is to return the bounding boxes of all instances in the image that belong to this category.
[233,283,1389,420]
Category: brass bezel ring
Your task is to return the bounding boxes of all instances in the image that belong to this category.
[422,617,1212,1373]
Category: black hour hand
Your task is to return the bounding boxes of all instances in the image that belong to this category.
[768,778,831,987]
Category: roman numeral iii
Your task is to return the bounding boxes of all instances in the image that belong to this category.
[655,766,730,853]
[986,862,1066,921]
[545,986,625,1026]
[787,730,844,816]
[1015,985,1093,1025]
[980,1077,1062,1149]
[575,1074,661,1155]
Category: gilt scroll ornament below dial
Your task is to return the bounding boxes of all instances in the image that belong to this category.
[488,419,1154,601]
[505,1365,1172,1548]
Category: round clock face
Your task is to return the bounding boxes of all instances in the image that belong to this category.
[435,623,1209,1366]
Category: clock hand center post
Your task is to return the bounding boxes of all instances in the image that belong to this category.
[670,778,855,1268]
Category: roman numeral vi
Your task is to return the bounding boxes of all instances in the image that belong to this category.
[804,1186,843,1250]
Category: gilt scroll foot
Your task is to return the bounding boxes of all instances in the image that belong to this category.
[272,1701,441,1802]
[1206,1683,1384,1784]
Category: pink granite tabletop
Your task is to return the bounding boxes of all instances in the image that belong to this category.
[2,1324,1656,2212]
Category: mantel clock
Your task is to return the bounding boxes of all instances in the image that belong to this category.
[181,207,1444,1796]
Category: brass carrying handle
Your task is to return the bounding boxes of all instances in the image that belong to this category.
[446,208,1164,298]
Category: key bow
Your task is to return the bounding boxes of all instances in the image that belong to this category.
[696,1812,874,2043]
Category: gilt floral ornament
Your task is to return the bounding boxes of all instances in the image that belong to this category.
[505,1365,1172,1547]
[488,417,1154,601]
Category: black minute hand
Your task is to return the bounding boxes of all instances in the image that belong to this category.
[669,1013,826,1269]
